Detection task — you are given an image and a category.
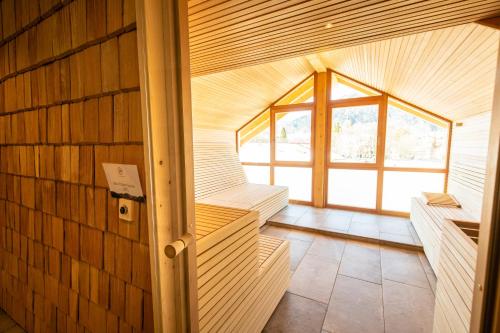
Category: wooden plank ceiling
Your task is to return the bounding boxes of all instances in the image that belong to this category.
[191,57,313,130]
[188,0,500,76]
[190,23,499,130]
[318,23,500,121]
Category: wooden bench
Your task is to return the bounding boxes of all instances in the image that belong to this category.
[195,204,290,333]
[410,197,477,274]
[194,142,289,226]
[433,219,479,333]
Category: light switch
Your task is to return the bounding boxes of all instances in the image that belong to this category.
[118,198,138,222]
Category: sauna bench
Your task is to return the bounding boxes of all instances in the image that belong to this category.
[194,142,289,226]
[195,204,290,333]
[410,197,477,274]
[433,219,479,333]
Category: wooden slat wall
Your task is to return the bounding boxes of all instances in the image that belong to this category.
[193,142,248,200]
[448,112,492,220]
[433,220,479,333]
[192,128,235,145]
[0,1,154,332]
[187,0,500,76]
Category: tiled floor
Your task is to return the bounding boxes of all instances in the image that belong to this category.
[268,204,422,248]
[0,310,23,333]
[261,225,436,333]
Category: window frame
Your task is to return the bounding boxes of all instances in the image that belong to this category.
[325,71,452,215]
[237,69,452,215]
[237,73,317,205]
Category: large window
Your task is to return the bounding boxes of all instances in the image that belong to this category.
[330,104,379,163]
[237,75,315,203]
[385,99,449,168]
[275,110,312,162]
[237,70,451,214]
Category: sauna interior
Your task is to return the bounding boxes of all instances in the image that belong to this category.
[0,0,500,332]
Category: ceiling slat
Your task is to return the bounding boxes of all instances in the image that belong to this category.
[188,0,500,76]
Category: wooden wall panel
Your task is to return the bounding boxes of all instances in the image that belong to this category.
[448,112,492,221]
[0,1,152,332]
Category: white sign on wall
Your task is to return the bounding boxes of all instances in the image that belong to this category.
[102,163,144,200]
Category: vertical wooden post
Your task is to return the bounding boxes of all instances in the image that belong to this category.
[313,71,328,207]
[470,41,500,333]
[375,94,388,212]
[135,0,198,332]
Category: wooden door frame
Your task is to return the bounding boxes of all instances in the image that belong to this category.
[470,40,500,333]
[135,0,198,332]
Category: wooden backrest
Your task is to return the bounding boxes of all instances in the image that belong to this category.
[448,112,491,221]
[193,142,248,200]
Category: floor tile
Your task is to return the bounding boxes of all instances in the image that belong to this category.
[279,204,309,217]
[307,235,345,262]
[286,229,316,242]
[418,252,437,293]
[289,254,339,304]
[323,275,384,333]
[295,213,329,229]
[381,247,430,289]
[380,232,415,245]
[268,212,300,224]
[263,292,327,333]
[321,212,352,231]
[378,218,411,236]
[261,226,290,239]
[289,238,312,271]
[338,242,382,284]
[348,220,380,238]
[351,212,382,223]
[383,279,435,333]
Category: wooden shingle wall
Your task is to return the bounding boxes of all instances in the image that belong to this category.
[0,1,154,332]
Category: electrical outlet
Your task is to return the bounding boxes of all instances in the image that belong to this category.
[118,199,138,222]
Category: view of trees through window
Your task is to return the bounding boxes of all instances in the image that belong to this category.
[385,103,448,168]
[330,105,379,163]
[275,111,312,162]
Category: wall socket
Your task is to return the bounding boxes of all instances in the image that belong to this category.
[118,198,138,222]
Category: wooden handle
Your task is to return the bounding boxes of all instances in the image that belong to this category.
[164,233,193,258]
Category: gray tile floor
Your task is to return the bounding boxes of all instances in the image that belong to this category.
[0,310,23,333]
[268,205,422,247]
[261,225,436,333]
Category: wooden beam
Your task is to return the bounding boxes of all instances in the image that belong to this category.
[306,54,327,73]
[313,72,328,207]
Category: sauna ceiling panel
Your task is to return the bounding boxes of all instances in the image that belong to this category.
[319,23,500,121]
[191,57,313,130]
[190,23,499,130]
[188,0,500,76]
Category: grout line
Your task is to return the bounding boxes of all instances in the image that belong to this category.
[285,291,329,306]
[318,236,346,332]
